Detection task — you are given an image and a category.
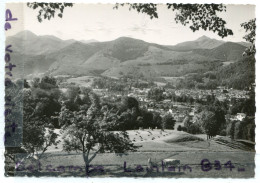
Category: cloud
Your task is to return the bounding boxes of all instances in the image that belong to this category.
[128,24,161,35]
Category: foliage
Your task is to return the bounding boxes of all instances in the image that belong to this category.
[241,19,256,56]
[147,87,165,101]
[5,76,61,166]
[27,3,255,56]
[187,123,203,134]
[229,117,255,141]
[229,97,255,116]
[115,3,233,38]
[30,76,61,122]
[182,126,187,132]
[120,96,139,111]
[162,114,176,129]
[219,129,226,136]
[177,125,182,131]
[176,56,255,90]
[27,2,73,22]
[198,104,226,137]
[28,3,233,38]
[152,112,162,129]
[201,110,220,137]
[61,92,138,172]
[215,56,255,90]
[171,93,195,104]
[5,86,60,174]
[61,86,91,112]
[183,116,192,128]
[176,78,196,89]
[22,87,60,158]
[116,97,162,130]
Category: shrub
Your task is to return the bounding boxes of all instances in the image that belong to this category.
[187,123,202,134]
[182,127,187,132]
[177,125,182,131]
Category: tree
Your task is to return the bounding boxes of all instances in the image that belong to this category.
[28,3,234,38]
[201,110,220,139]
[22,89,60,157]
[183,115,192,128]
[147,87,164,101]
[140,109,154,128]
[11,77,61,169]
[8,88,60,174]
[27,2,73,22]
[152,112,162,129]
[162,114,176,130]
[187,123,202,134]
[115,3,233,38]
[15,79,30,89]
[241,19,256,56]
[120,96,139,112]
[30,77,61,124]
[5,80,60,170]
[177,125,182,131]
[61,92,137,175]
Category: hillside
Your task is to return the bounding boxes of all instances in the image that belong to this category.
[7,30,250,80]
[6,30,75,55]
[215,56,255,89]
[193,42,247,61]
[168,36,224,51]
[102,46,220,78]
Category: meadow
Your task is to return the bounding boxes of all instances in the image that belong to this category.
[15,129,255,178]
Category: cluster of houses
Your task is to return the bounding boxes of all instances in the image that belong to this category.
[91,86,252,127]
[171,88,250,102]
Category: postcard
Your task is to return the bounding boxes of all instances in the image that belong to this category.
[1,0,258,181]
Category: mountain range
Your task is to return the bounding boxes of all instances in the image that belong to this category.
[6,30,251,80]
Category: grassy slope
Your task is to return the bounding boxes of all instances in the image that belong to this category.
[15,129,255,177]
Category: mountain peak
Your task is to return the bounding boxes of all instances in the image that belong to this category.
[196,35,211,41]
[14,30,37,39]
[114,36,148,43]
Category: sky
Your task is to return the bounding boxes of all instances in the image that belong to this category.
[6,3,256,45]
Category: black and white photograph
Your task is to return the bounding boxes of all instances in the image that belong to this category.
[2,1,258,179]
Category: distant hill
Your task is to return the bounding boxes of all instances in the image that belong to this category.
[6,30,75,55]
[236,41,252,48]
[168,36,225,51]
[80,39,99,44]
[7,30,251,80]
[215,56,255,89]
[193,42,247,61]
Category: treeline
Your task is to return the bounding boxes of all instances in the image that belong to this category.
[59,86,175,131]
[226,117,255,142]
[156,59,189,65]
[17,76,173,131]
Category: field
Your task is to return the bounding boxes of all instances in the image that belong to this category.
[15,129,255,178]
[67,76,95,87]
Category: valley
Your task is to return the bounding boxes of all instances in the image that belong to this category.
[7,30,252,89]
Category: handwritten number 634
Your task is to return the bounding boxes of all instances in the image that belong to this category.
[201,159,235,171]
